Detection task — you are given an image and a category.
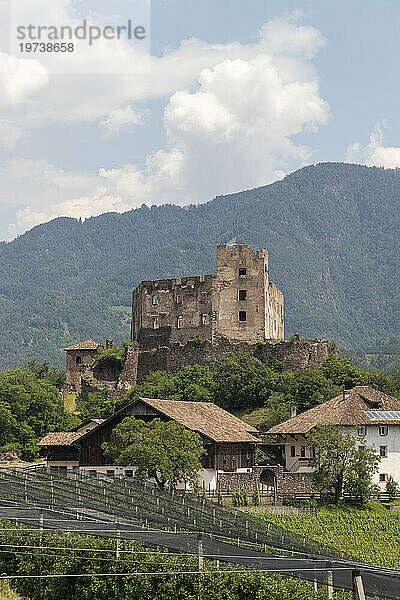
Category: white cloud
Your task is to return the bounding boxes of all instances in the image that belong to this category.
[0,120,25,148]
[3,15,330,237]
[347,123,400,169]
[100,105,149,137]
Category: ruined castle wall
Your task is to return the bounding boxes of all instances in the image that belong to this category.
[136,338,331,382]
[65,349,98,392]
[132,275,214,346]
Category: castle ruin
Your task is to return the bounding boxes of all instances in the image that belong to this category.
[131,244,284,347]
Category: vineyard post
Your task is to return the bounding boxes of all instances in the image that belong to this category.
[325,561,333,599]
[351,570,366,600]
[197,533,203,597]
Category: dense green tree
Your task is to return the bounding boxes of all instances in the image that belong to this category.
[75,390,117,420]
[0,367,73,460]
[103,417,205,490]
[307,424,380,504]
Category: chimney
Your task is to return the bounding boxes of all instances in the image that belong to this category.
[290,407,297,418]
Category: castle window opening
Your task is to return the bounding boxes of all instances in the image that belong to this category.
[201,313,208,326]
[177,315,183,329]
[176,294,182,304]
[238,289,247,301]
[200,291,207,302]
[153,317,159,329]
[75,356,82,364]
[238,310,247,322]
[152,295,159,305]
[239,267,247,278]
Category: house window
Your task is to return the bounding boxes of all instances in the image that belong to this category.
[201,313,208,326]
[75,356,82,364]
[125,470,133,478]
[380,446,388,458]
[357,426,366,436]
[238,311,247,322]
[88,470,97,478]
[152,316,159,329]
[106,470,115,478]
[239,268,247,278]
[379,425,388,436]
[238,289,247,301]
[176,294,182,304]
[300,447,306,458]
[379,473,387,483]
[177,315,183,328]
[290,446,296,457]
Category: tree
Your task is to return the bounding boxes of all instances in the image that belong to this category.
[76,390,117,420]
[386,476,400,502]
[307,424,380,504]
[0,367,72,460]
[103,417,205,490]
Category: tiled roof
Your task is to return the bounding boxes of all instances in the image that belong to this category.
[39,419,105,446]
[138,398,260,443]
[268,386,400,435]
[37,432,82,446]
[63,339,101,351]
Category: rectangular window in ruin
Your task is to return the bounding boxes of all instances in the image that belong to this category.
[238,310,247,322]
[200,291,207,302]
[201,313,208,326]
[176,294,182,304]
[239,267,247,278]
[153,316,159,329]
[238,289,247,301]
[177,315,183,328]
[75,356,82,364]
[152,295,159,305]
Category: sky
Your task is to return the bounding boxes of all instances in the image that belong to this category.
[1,0,400,241]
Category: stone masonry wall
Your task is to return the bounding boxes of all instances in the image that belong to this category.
[136,337,330,382]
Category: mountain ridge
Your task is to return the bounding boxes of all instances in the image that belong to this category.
[0,162,399,370]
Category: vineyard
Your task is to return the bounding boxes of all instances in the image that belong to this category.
[251,504,400,568]
[0,521,351,600]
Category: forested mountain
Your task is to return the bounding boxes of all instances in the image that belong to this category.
[0,162,399,371]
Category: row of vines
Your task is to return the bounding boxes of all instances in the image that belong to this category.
[0,520,351,600]
[251,505,400,568]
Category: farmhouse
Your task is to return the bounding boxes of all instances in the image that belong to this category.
[267,386,400,489]
[38,419,104,472]
[39,398,261,491]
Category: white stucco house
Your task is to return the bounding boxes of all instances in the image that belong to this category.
[267,386,400,489]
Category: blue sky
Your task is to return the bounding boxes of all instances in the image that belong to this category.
[1,0,400,240]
